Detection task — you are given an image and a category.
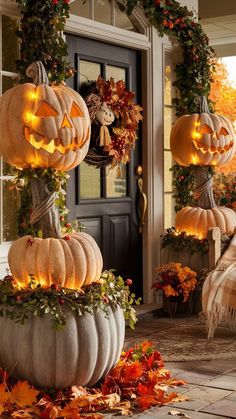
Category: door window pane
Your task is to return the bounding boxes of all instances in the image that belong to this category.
[164,194,174,230]
[79,161,101,199]
[164,52,176,106]
[114,2,136,31]
[106,164,127,198]
[70,0,90,18]
[2,75,16,93]
[94,0,112,25]
[2,15,18,73]
[164,106,175,150]
[106,65,126,82]
[164,151,173,193]
[79,60,101,84]
[2,180,19,241]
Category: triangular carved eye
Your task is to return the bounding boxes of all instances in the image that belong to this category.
[219,127,229,136]
[199,124,213,134]
[70,102,84,118]
[35,101,58,117]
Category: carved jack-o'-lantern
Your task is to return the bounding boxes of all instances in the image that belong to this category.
[170,102,235,167]
[0,62,91,171]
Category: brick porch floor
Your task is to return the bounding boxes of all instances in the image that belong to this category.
[115,315,236,419]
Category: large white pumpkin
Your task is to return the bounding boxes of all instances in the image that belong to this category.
[0,306,125,388]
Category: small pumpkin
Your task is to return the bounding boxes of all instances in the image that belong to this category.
[170,98,235,167]
[175,206,236,239]
[0,62,91,171]
[0,306,125,388]
[8,232,103,289]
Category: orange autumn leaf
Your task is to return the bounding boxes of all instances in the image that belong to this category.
[0,382,10,404]
[120,362,144,382]
[137,394,163,410]
[137,382,155,396]
[165,378,187,387]
[10,381,39,408]
[60,405,81,418]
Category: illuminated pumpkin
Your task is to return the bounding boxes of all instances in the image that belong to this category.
[175,206,236,239]
[8,232,103,290]
[170,112,235,167]
[0,62,91,171]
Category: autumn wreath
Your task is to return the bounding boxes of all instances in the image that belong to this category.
[81,76,143,169]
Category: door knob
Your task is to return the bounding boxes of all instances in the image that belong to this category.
[135,165,147,234]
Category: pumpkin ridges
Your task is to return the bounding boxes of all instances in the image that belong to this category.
[72,234,96,285]
[66,237,87,289]
[48,239,66,286]
[59,239,76,289]
[76,232,103,280]
[176,206,236,238]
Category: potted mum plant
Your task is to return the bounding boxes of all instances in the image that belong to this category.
[153,262,197,317]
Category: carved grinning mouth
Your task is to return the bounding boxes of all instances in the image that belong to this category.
[24,126,86,154]
[192,139,234,154]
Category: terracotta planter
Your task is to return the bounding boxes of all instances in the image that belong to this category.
[0,306,125,388]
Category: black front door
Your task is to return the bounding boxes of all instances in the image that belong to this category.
[66,35,143,297]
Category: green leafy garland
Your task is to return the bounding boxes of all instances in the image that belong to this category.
[15,0,73,83]
[126,0,215,116]
[0,271,141,330]
[162,227,209,255]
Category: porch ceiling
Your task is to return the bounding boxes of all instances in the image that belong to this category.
[199,0,236,57]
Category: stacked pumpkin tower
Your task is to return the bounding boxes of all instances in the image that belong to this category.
[0,62,125,388]
[170,97,236,240]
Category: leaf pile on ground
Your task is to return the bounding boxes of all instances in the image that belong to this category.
[0,341,187,418]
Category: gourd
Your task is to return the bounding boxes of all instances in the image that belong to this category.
[8,232,103,289]
[170,98,235,167]
[0,62,91,171]
[0,306,125,388]
[175,206,236,239]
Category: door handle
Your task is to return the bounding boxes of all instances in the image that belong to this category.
[136,165,147,234]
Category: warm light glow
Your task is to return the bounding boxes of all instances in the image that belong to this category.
[27,91,39,100]
[24,112,38,123]
[194,121,200,127]
[192,131,201,140]
[191,155,198,164]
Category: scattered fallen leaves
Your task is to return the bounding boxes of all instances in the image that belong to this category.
[0,341,187,418]
[169,410,192,418]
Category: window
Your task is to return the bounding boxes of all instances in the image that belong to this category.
[69,0,138,32]
[0,14,19,245]
[163,50,177,229]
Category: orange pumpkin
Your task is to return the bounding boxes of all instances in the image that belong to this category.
[175,206,236,239]
[0,62,91,171]
[170,111,235,167]
[8,232,103,290]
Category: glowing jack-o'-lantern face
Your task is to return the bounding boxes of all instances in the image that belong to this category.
[0,83,91,171]
[170,112,236,167]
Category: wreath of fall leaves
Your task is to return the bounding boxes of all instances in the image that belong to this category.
[83,76,143,168]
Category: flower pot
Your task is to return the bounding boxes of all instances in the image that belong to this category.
[0,306,125,388]
[163,295,178,318]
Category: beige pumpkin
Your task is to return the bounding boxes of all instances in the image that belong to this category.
[175,206,236,239]
[0,62,91,171]
[170,112,235,167]
[0,306,125,388]
[8,232,103,289]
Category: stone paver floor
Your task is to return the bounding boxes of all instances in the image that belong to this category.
[115,315,236,419]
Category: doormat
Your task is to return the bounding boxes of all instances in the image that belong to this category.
[124,319,236,362]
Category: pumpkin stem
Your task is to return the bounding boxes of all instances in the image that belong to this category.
[30,177,61,238]
[26,61,49,86]
[199,96,210,114]
[193,166,216,209]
